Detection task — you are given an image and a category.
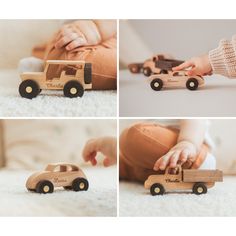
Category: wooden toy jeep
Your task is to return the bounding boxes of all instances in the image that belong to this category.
[128,55,184,76]
[148,70,204,91]
[26,163,89,194]
[19,60,92,99]
[144,165,223,195]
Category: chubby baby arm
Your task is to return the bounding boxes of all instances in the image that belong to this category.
[153,120,206,171]
[82,136,117,167]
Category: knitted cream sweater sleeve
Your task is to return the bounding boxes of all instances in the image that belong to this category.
[209,35,236,78]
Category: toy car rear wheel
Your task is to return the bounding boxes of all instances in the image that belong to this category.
[19,79,40,99]
[36,180,54,194]
[72,178,89,192]
[150,78,163,91]
[63,80,84,98]
[143,67,151,76]
[186,78,199,90]
[192,182,207,195]
[150,183,165,196]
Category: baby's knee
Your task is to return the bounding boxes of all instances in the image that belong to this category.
[18,57,44,73]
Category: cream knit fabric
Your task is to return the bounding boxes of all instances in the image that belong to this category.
[209,35,236,78]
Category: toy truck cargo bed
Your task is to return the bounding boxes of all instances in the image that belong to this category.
[155,59,184,71]
[183,169,223,183]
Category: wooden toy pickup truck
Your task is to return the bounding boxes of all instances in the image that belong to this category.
[26,163,89,194]
[148,70,204,91]
[19,60,92,99]
[128,55,184,76]
[144,165,223,195]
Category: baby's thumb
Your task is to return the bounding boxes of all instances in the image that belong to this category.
[103,157,111,167]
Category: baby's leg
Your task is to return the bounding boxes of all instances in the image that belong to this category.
[18,57,44,73]
[119,123,209,183]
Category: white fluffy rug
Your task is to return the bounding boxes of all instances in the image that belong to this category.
[0,166,117,216]
[119,176,236,216]
[0,69,116,117]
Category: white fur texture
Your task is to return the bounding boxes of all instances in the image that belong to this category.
[119,176,236,216]
[0,166,117,216]
[18,57,44,73]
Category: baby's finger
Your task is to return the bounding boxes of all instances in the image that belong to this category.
[159,152,173,170]
[169,151,181,168]
[103,157,114,167]
[55,33,78,49]
[179,149,189,164]
[66,37,87,51]
[173,61,193,71]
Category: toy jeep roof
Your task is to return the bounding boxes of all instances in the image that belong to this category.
[19,60,92,99]
[26,162,89,194]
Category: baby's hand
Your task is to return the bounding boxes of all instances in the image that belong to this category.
[153,141,197,171]
[54,21,101,51]
[173,54,212,76]
[82,137,117,167]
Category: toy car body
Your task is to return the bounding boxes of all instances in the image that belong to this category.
[144,165,223,195]
[148,70,204,91]
[128,55,184,76]
[26,163,89,194]
[19,60,92,99]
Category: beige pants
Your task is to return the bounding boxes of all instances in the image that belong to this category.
[119,123,209,183]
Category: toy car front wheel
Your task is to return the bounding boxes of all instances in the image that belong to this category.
[36,180,54,194]
[150,78,163,91]
[150,183,165,196]
[143,67,152,76]
[72,178,89,191]
[192,182,207,195]
[63,80,84,98]
[186,78,199,90]
[19,80,40,99]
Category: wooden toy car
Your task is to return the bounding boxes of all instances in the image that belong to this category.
[144,165,223,195]
[26,163,89,194]
[148,70,204,91]
[19,60,92,99]
[128,55,184,76]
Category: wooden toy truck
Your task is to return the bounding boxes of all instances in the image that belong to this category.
[26,163,89,194]
[19,60,92,99]
[144,165,223,195]
[149,71,204,91]
[128,55,184,76]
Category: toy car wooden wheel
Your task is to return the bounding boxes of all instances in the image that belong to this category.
[150,183,165,195]
[36,180,54,194]
[186,78,199,91]
[143,67,152,76]
[72,178,89,191]
[19,79,40,99]
[63,80,84,98]
[150,78,163,91]
[192,182,207,195]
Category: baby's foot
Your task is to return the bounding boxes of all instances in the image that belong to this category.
[18,57,44,73]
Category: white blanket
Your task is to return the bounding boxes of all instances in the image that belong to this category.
[0,69,116,117]
[0,166,117,216]
[120,176,236,216]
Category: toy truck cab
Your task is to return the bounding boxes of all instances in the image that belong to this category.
[19,60,92,99]
[144,165,223,196]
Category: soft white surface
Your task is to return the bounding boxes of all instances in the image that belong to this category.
[0,166,117,216]
[120,70,236,117]
[0,69,116,117]
[119,176,236,216]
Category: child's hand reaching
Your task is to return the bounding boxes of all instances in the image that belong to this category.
[54,20,116,51]
[82,137,117,167]
[153,141,197,171]
[173,54,212,76]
